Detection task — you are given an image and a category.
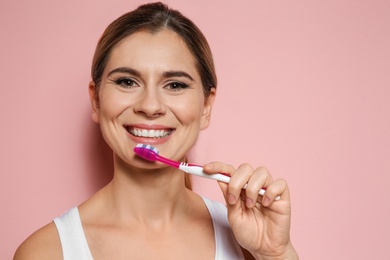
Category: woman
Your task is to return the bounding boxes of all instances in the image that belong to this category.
[15,2,298,259]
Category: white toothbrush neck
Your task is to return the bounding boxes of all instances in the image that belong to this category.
[179,163,231,183]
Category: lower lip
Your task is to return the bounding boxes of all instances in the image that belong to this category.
[127,131,173,145]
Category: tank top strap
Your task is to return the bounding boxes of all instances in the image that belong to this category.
[53,207,93,260]
[202,197,245,260]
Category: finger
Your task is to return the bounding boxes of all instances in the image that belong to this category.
[217,181,245,214]
[204,162,239,208]
[203,161,236,176]
[226,163,254,206]
[244,166,274,208]
[261,178,290,207]
[217,181,228,199]
[216,180,237,210]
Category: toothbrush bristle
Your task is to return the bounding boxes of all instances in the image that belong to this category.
[134,144,160,161]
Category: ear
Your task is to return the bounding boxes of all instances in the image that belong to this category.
[200,87,216,130]
[88,81,100,123]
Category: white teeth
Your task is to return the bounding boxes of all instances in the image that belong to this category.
[129,128,172,138]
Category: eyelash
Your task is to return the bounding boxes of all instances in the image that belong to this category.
[165,81,189,91]
[113,78,189,91]
[114,78,138,88]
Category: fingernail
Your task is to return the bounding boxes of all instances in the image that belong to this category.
[228,194,236,205]
[262,196,270,207]
[246,198,254,208]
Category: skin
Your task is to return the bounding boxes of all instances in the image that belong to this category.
[14,29,298,259]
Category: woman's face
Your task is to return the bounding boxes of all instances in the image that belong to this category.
[90,29,215,167]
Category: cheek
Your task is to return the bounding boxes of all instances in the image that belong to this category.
[98,90,134,119]
[169,95,205,125]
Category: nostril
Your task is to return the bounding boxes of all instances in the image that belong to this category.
[133,91,166,118]
[134,110,164,118]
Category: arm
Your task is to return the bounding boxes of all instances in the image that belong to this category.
[14,222,62,260]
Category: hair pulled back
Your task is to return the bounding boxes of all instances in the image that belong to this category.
[91,2,217,97]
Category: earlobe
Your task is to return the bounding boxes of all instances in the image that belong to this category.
[200,87,216,130]
[88,81,100,123]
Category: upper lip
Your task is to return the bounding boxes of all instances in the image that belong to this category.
[124,124,175,131]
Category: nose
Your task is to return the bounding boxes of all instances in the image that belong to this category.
[133,88,166,118]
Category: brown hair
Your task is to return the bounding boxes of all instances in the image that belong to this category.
[91,2,217,97]
[91,2,218,189]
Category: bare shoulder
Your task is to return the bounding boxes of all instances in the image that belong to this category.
[14,222,62,260]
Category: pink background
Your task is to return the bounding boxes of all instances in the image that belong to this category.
[1,0,389,259]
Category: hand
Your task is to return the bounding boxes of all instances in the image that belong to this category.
[203,162,298,260]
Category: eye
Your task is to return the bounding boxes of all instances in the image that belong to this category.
[114,78,139,89]
[165,82,189,92]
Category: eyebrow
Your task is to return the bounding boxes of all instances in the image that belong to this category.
[107,67,194,82]
[107,67,141,77]
[163,71,194,82]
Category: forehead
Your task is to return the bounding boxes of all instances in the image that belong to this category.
[106,29,198,76]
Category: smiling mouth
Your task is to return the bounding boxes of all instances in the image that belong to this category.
[126,127,173,138]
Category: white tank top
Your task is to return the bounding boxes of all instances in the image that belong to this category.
[53,197,245,259]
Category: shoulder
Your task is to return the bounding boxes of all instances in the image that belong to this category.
[201,196,225,208]
[14,222,62,260]
[201,196,228,218]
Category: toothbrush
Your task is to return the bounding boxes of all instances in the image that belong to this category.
[134,143,280,200]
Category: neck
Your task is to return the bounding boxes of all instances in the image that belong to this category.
[100,154,193,226]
